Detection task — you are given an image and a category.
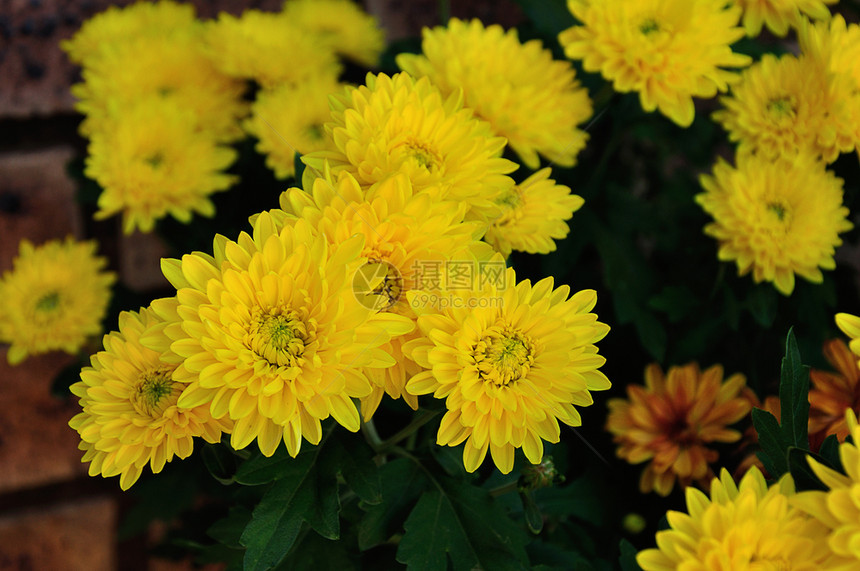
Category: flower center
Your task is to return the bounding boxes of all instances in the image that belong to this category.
[250,309,307,367]
[395,138,442,171]
[473,326,535,386]
[639,18,660,35]
[767,201,788,221]
[306,123,324,141]
[353,259,403,311]
[145,152,164,169]
[767,96,795,118]
[35,291,60,312]
[131,367,179,417]
[493,187,524,227]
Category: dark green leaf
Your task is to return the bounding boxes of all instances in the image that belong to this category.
[202,443,239,485]
[328,432,382,505]
[277,530,357,571]
[520,490,543,534]
[240,452,317,571]
[293,152,305,182]
[208,506,253,550]
[819,434,842,472]
[787,447,827,492]
[648,285,699,322]
[634,311,666,362]
[619,539,643,571]
[358,458,429,550]
[779,329,810,449]
[397,480,530,571]
[746,285,777,328]
[234,445,296,486]
[752,408,789,477]
[512,0,576,38]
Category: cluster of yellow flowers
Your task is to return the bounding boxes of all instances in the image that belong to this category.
[560,0,855,296]
[66,3,607,489]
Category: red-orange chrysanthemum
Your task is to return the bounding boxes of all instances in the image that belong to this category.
[607,362,752,496]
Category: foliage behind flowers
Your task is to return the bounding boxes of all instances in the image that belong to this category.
[1,0,860,569]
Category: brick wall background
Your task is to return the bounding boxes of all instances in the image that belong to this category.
[0,1,521,569]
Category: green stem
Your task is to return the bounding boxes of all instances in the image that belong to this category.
[438,0,451,24]
[377,409,441,453]
[361,417,384,450]
[488,481,520,498]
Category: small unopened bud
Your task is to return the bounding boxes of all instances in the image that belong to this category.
[622,513,647,534]
[519,456,564,490]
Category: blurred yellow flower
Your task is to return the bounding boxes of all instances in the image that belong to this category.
[72,31,247,143]
[406,265,610,474]
[713,53,854,163]
[736,0,836,37]
[638,467,833,570]
[84,98,237,234]
[69,306,230,490]
[483,168,584,258]
[61,0,197,66]
[0,238,115,365]
[559,0,750,127]
[794,410,860,569]
[244,73,342,179]
[282,0,385,67]
[302,72,518,227]
[203,10,341,88]
[398,18,592,169]
[607,362,751,496]
[145,215,412,458]
[696,154,851,295]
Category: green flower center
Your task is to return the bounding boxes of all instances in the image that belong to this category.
[306,123,324,141]
[250,309,307,368]
[353,259,403,311]
[132,368,178,417]
[395,139,442,171]
[473,327,535,386]
[767,97,795,118]
[145,153,164,169]
[35,291,60,312]
[639,18,660,35]
[767,201,788,221]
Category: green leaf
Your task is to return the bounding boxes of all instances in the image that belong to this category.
[234,445,296,486]
[633,311,666,361]
[294,151,305,182]
[358,458,429,550]
[746,285,777,328]
[779,329,810,450]
[787,447,827,492]
[648,285,699,322]
[328,432,382,505]
[512,0,576,39]
[752,408,789,478]
[396,479,530,571]
[619,539,643,571]
[208,506,253,550]
[818,434,842,472]
[240,452,318,571]
[277,530,357,571]
[520,490,543,534]
[201,443,239,485]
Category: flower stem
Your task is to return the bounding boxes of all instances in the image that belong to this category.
[377,409,440,453]
[361,417,383,450]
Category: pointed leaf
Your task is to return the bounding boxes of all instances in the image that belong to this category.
[329,432,382,505]
[752,408,788,477]
[358,458,429,550]
[787,447,828,492]
[619,539,643,571]
[779,329,809,449]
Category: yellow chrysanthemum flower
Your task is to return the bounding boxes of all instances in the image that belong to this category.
[607,362,751,496]
[274,170,491,419]
[483,168,584,258]
[302,72,518,227]
[713,53,854,163]
[203,10,341,88]
[72,33,247,143]
[282,0,385,67]
[736,0,836,37]
[559,0,751,127]
[69,306,231,490]
[244,73,342,180]
[61,0,197,66]
[398,18,593,169]
[800,14,860,151]
[835,312,860,365]
[404,264,610,474]
[143,215,412,457]
[0,238,115,365]
[696,154,851,295]
[793,410,860,568]
[84,98,237,234]
[638,467,834,570]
